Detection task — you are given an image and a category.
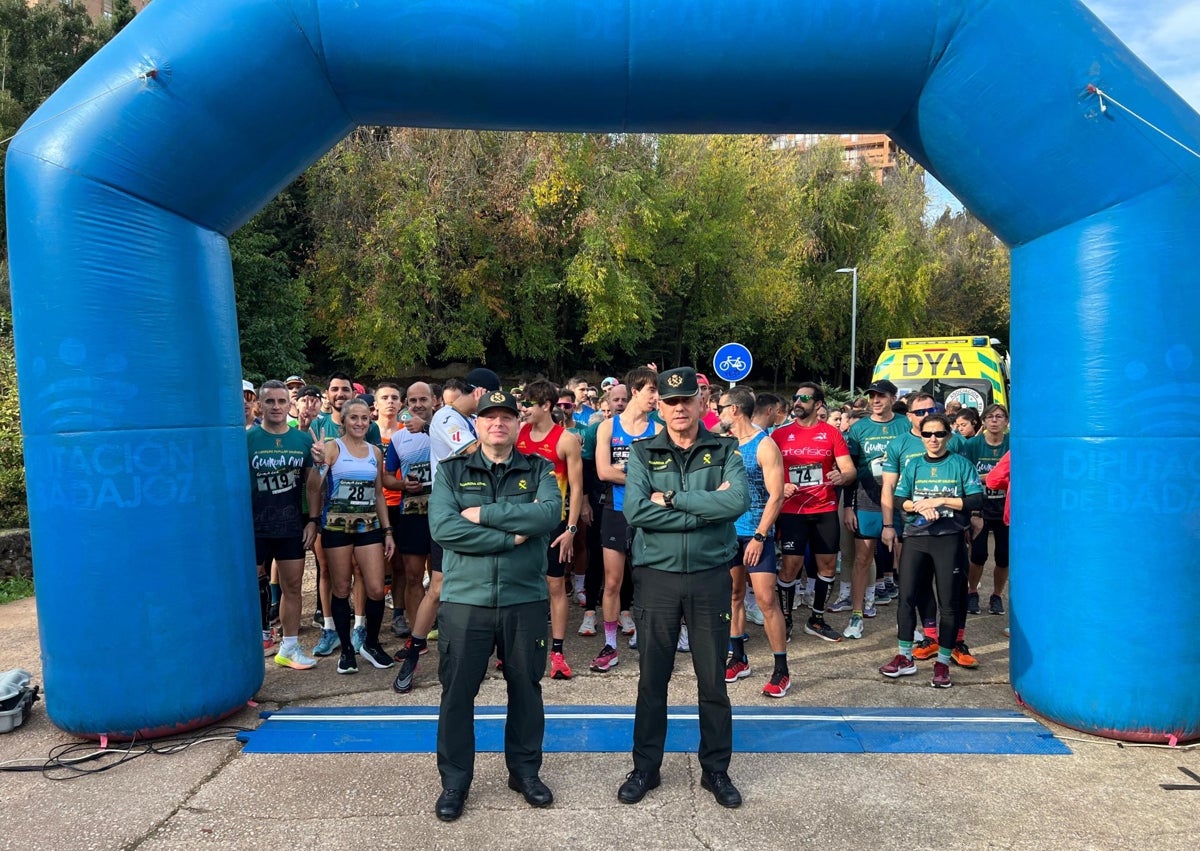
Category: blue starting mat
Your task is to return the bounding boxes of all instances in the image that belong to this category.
[238,705,1070,755]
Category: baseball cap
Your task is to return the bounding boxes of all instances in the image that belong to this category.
[463,367,502,392]
[352,382,366,395]
[476,389,519,416]
[600,376,618,390]
[298,385,323,399]
[284,375,304,387]
[695,373,710,386]
[242,380,256,396]
[657,367,700,399]
[866,379,898,396]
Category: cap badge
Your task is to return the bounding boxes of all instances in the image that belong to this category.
[490,392,506,403]
[667,374,683,388]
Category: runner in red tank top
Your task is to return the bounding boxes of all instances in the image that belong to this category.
[516,379,584,680]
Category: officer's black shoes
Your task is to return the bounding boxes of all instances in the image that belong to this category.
[392,656,418,694]
[617,768,661,804]
[435,788,468,821]
[700,770,742,808]
[508,774,554,807]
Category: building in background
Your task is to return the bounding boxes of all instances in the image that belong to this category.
[30,1,150,20]
[773,133,901,184]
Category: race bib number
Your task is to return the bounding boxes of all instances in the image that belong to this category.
[256,469,298,494]
[403,461,432,515]
[331,478,374,511]
[789,463,825,487]
[985,486,1006,500]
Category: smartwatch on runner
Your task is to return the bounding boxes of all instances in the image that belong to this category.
[663,490,676,509]
[566,524,578,534]
[752,531,767,543]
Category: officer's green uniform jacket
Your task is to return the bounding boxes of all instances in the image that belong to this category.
[623,425,750,572]
[429,448,563,606]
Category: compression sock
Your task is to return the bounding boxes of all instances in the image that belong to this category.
[776,579,797,615]
[813,574,834,614]
[331,595,353,651]
[269,582,281,606]
[365,597,385,646]
[731,635,746,662]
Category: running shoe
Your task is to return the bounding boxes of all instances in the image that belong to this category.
[392,611,411,638]
[578,611,597,637]
[336,648,358,675]
[879,654,917,678]
[274,644,317,670]
[312,629,340,657]
[951,641,979,668]
[619,612,636,635]
[745,601,765,626]
[931,661,952,688]
[883,578,898,600]
[628,630,638,649]
[351,625,366,654]
[590,645,619,672]
[574,590,587,607]
[392,656,418,693]
[262,629,278,656]
[1004,626,1011,638]
[762,671,791,698]
[361,644,395,669]
[989,594,1005,615]
[966,591,980,615]
[550,651,573,680]
[804,617,843,643]
[826,596,852,613]
[863,603,878,618]
[725,658,752,683]
[912,638,939,661]
[843,614,864,640]
[312,609,324,630]
[427,627,440,641]
[677,625,690,653]
[873,583,892,606]
[384,591,393,608]
[394,637,430,661]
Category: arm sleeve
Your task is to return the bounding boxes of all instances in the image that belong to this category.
[961,491,985,511]
[671,445,751,522]
[478,466,563,536]
[428,467,516,555]
[623,444,699,532]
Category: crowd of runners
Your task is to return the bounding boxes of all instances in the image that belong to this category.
[244,366,1010,695]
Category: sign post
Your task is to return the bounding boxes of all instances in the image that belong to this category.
[713,342,753,386]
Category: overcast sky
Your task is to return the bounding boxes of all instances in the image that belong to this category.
[926,0,1199,215]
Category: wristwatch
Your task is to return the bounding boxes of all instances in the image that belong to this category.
[662,490,676,509]
[752,531,767,543]
[566,524,578,534]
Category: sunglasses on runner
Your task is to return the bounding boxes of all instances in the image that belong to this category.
[793,393,814,402]
[921,430,950,439]
[716,403,734,413]
[556,402,575,410]
[519,400,537,408]
[910,406,937,417]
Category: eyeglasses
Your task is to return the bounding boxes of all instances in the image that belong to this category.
[984,413,1007,420]
[921,430,950,439]
[910,407,937,417]
[793,393,814,402]
[556,402,575,410]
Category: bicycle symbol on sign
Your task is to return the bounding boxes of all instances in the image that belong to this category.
[719,355,746,372]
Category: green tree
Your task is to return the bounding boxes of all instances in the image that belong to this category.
[0,284,25,527]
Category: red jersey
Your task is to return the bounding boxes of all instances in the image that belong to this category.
[517,422,568,520]
[771,421,850,514]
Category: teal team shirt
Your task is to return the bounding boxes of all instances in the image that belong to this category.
[247,425,314,538]
[846,415,904,511]
[892,452,983,537]
[964,433,1010,520]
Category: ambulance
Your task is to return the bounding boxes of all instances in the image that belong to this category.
[870,336,1010,410]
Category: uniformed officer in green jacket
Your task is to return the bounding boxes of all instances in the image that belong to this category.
[617,367,751,809]
[428,390,563,822]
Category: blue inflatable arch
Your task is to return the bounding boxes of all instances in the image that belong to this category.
[7,0,1200,741]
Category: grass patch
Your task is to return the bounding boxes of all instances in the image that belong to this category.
[0,576,34,605]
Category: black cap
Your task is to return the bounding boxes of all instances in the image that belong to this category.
[476,389,519,416]
[463,367,502,392]
[657,367,700,399]
[866,379,898,396]
[298,384,323,399]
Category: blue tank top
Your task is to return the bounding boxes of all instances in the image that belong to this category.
[735,430,770,537]
[323,438,380,532]
[610,415,657,511]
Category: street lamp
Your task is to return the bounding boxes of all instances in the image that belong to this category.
[835,267,858,393]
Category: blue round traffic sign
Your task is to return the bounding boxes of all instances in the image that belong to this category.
[713,343,753,382]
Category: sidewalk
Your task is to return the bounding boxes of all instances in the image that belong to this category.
[1,587,1197,850]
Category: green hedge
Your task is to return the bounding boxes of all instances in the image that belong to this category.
[0,309,26,529]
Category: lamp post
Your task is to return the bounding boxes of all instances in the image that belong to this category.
[835,267,858,393]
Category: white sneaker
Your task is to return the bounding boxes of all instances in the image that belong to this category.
[628,629,638,649]
[843,614,864,640]
[274,643,317,670]
[578,611,597,637]
[745,601,765,626]
[677,625,690,653]
[574,590,587,607]
[619,612,636,635]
